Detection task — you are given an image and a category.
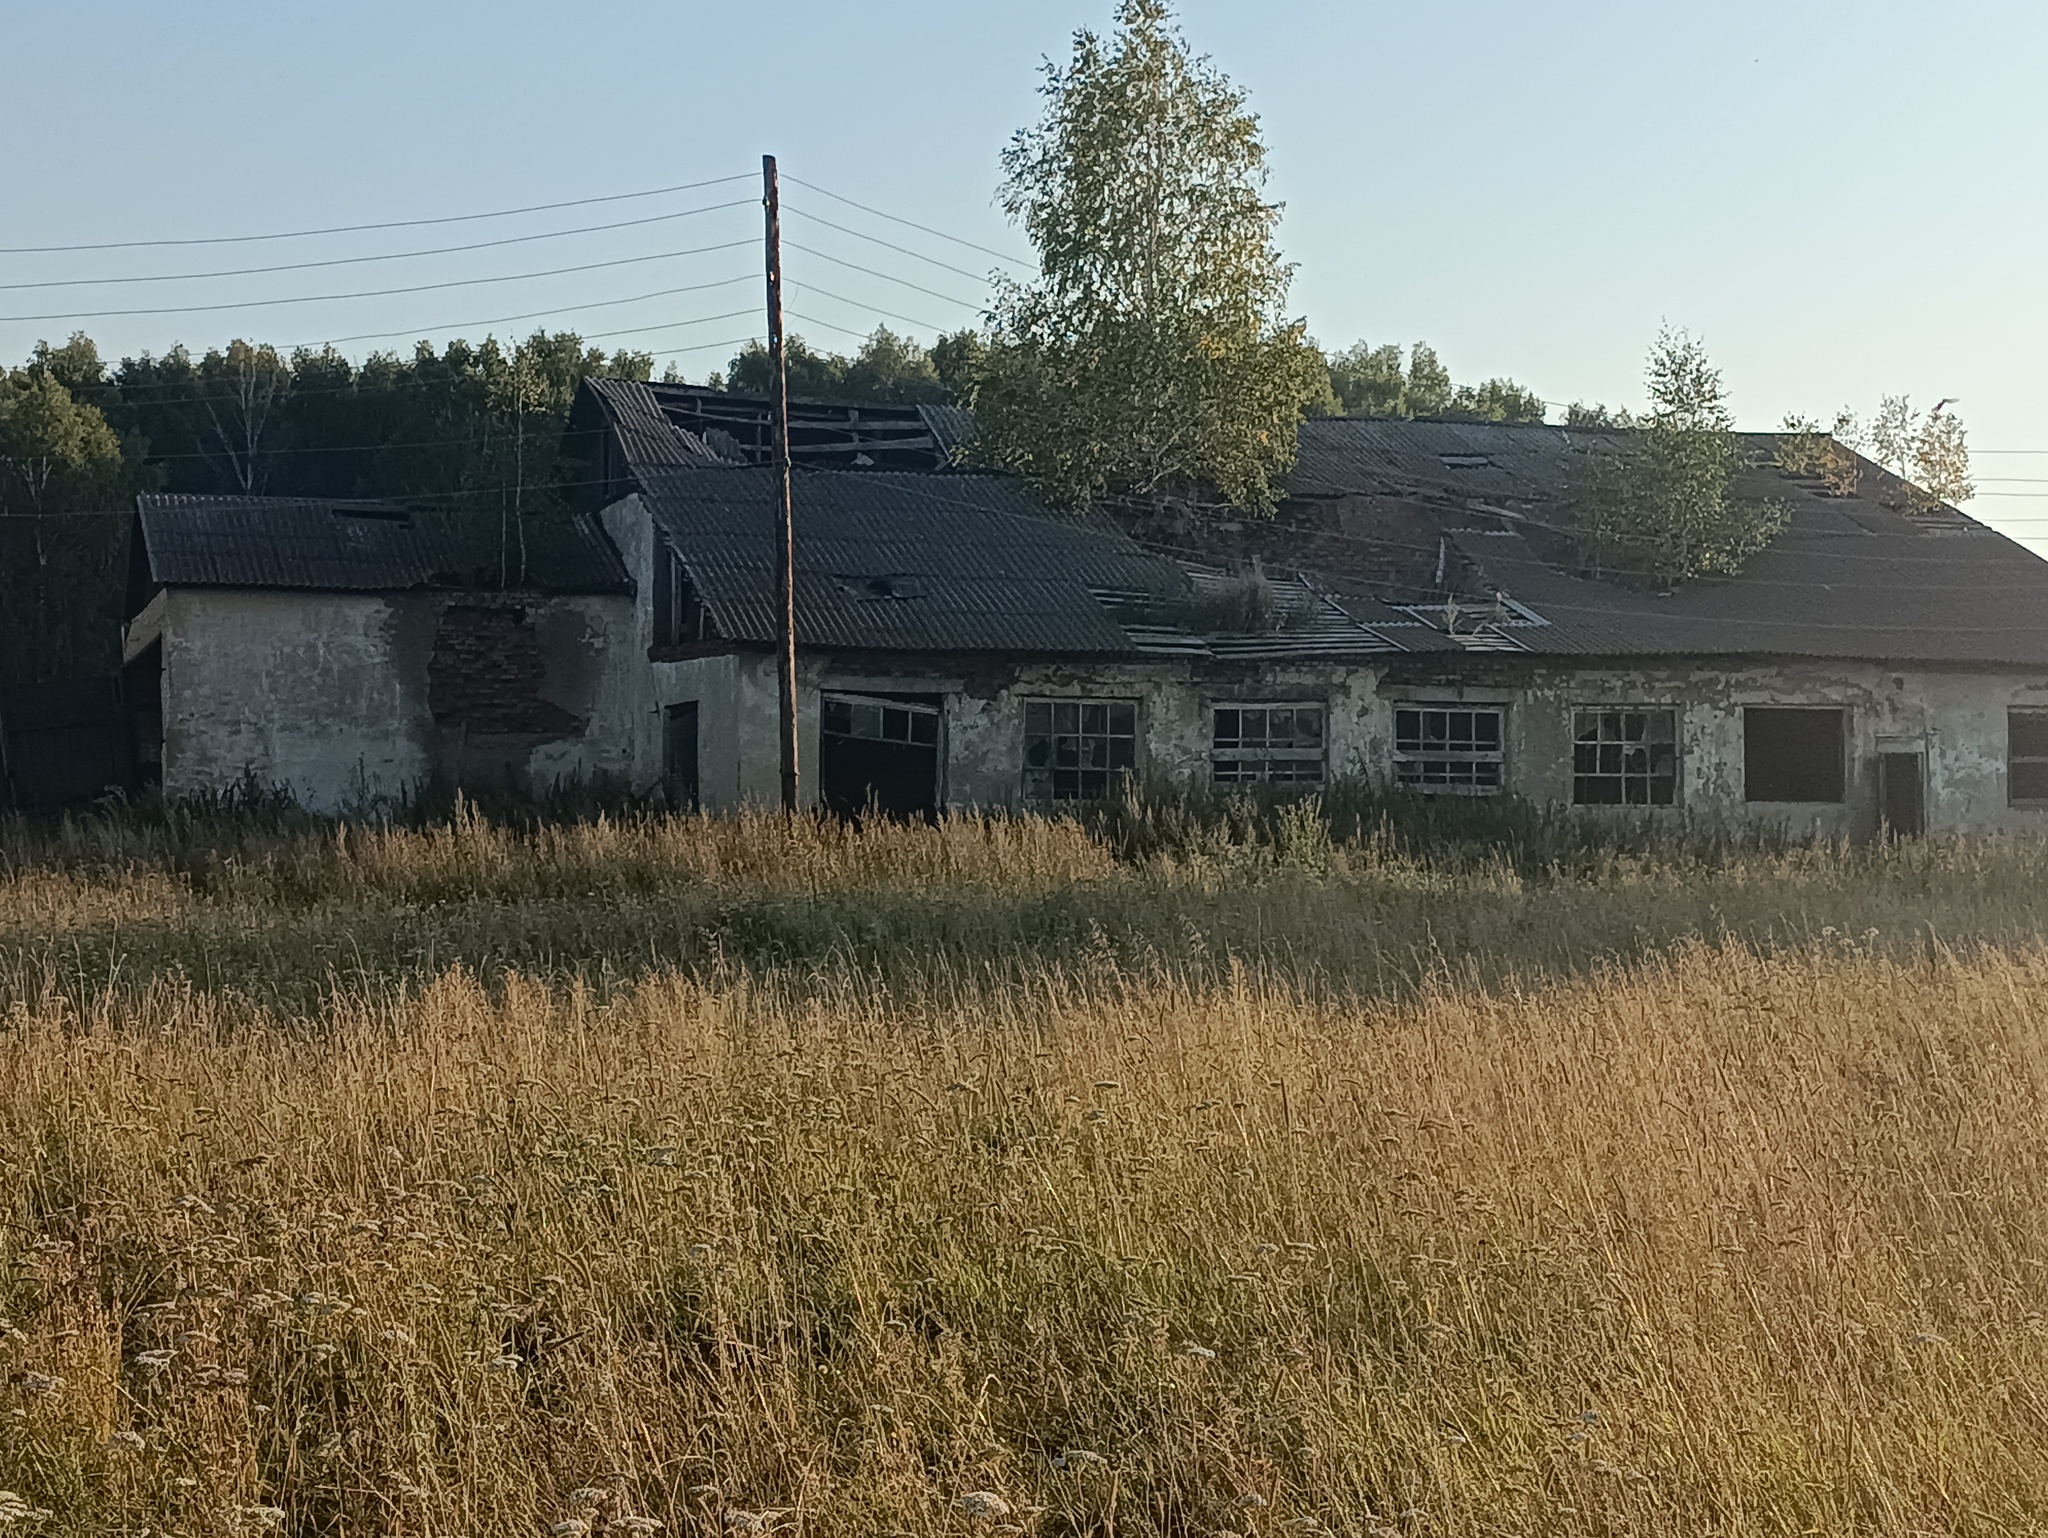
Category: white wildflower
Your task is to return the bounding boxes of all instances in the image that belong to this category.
[1237,1493,1268,1509]
[1178,1342,1216,1360]
[550,1523,589,1538]
[378,1328,415,1347]
[484,1354,521,1373]
[14,1374,61,1397]
[565,1488,607,1510]
[169,1195,213,1214]
[132,1349,175,1375]
[615,1520,664,1534]
[956,1492,1011,1522]
[1052,1448,1107,1470]
[233,1508,286,1531]
[105,1430,146,1452]
[723,1512,770,1536]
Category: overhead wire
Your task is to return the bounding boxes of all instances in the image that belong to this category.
[783,243,982,311]
[781,205,996,284]
[0,173,758,255]
[784,176,1034,269]
[0,201,757,292]
[0,240,758,325]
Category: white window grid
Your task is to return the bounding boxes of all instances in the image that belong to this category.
[1211,702,1327,785]
[1572,708,1679,806]
[1022,698,1137,802]
[1394,705,1504,795]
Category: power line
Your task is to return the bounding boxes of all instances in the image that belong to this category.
[0,174,757,256]
[788,287,947,336]
[0,201,755,292]
[782,205,996,285]
[291,274,758,350]
[785,176,1034,269]
[0,240,757,325]
[785,242,982,312]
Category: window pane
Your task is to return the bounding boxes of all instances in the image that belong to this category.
[2011,711,2048,760]
[2014,761,2048,803]
[1109,703,1136,735]
[1025,702,1051,736]
[1054,702,1079,735]
[1213,709,1240,747]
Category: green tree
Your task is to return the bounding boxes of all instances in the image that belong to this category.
[716,328,955,405]
[1566,327,1784,583]
[0,357,151,685]
[1326,342,1406,416]
[1323,340,1547,422]
[1868,395,1973,511]
[971,0,1325,510]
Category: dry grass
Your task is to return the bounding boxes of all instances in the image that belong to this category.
[2,807,2048,1535]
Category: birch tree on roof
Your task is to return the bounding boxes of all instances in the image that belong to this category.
[972,0,1327,512]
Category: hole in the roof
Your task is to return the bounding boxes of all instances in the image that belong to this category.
[1439,454,1492,470]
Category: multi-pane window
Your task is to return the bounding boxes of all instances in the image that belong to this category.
[2011,710,2048,805]
[1573,709,1678,805]
[823,693,938,747]
[1212,703,1326,785]
[1023,699,1136,802]
[1394,706,1504,794]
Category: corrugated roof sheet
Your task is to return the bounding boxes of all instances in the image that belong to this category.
[1286,420,2048,668]
[136,495,633,594]
[640,466,1184,655]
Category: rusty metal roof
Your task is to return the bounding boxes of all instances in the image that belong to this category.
[135,494,633,595]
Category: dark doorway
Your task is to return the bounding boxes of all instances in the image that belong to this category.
[664,701,699,812]
[1879,751,1926,837]
[820,692,941,820]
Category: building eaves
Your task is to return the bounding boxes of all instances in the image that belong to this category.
[135,494,633,595]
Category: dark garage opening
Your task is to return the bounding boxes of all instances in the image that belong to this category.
[820,692,941,820]
[1744,708,1846,803]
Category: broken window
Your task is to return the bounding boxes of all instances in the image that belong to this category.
[1212,703,1326,785]
[823,694,939,748]
[1023,699,1136,802]
[1573,709,1678,805]
[2011,709,2048,805]
[1743,708,1845,802]
[1394,705,1504,794]
[652,538,713,648]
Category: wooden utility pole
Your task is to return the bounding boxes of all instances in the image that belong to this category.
[763,154,800,814]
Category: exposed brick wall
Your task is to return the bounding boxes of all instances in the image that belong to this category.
[427,603,584,739]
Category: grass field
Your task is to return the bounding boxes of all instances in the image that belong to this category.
[3,800,2048,1536]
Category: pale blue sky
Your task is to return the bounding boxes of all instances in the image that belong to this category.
[5,1,2045,543]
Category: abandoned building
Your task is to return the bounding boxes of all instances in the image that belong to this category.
[121,379,2048,835]
[124,495,639,804]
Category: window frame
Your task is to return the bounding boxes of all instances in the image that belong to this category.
[1392,702,1507,797]
[1571,706,1681,808]
[1210,700,1328,787]
[2010,708,2048,807]
[1021,696,1139,804]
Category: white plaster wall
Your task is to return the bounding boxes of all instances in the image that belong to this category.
[162,586,639,812]
[1446,659,2048,837]
[161,589,428,809]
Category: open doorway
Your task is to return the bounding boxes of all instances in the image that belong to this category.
[1879,750,1925,837]
[663,701,699,812]
[820,691,941,820]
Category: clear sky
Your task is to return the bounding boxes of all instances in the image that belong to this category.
[5,1,2045,546]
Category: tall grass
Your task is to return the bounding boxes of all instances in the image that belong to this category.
[2,802,2047,1534]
